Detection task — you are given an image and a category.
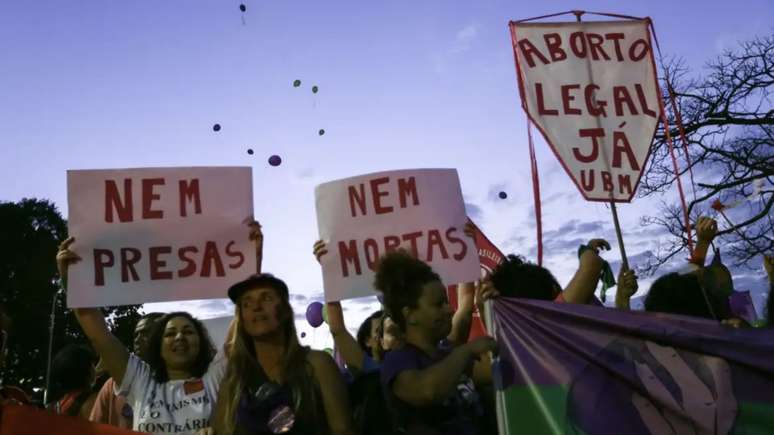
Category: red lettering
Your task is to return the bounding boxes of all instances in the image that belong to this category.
[200,241,225,277]
[580,170,595,191]
[585,85,607,117]
[401,231,423,257]
[179,179,201,217]
[338,240,361,277]
[613,86,638,116]
[397,177,420,208]
[446,227,468,261]
[573,128,604,163]
[120,248,141,283]
[561,84,582,115]
[543,33,566,61]
[601,171,614,192]
[364,238,380,271]
[618,174,633,195]
[142,178,165,220]
[178,246,198,278]
[348,184,367,217]
[105,179,133,223]
[225,241,245,269]
[149,246,173,280]
[629,39,649,61]
[370,177,393,215]
[517,38,550,68]
[384,235,401,253]
[445,227,467,261]
[94,249,114,286]
[605,33,625,61]
[569,31,587,58]
[586,33,610,60]
[426,230,449,262]
[635,84,658,118]
[535,83,558,116]
[612,131,640,170]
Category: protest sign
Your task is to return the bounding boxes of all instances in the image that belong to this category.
[315,168,479,301]
[67,167,254,307]
[511,19,660,202]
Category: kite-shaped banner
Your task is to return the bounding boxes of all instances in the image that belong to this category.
[510,19,660,202]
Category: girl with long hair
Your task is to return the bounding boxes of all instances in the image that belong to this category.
[211,273,354,435]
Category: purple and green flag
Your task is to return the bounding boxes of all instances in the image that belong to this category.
[490,298,774,434]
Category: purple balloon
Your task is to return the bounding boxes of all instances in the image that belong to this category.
[306,301,324,328]
[498,191,507,199]
[300,332,306,338]
[268,155,282,167]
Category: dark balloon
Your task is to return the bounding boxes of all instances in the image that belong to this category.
[318,129,325,136]
[239,3,246,12]
[312,86,318,94]
[498,191,507,199]
[268,155,282,166]
[293,79,301,87]
[213,124,221,132]
[247,149,254,155]
[300,332,306,338]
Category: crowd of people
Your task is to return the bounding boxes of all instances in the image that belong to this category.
[0,216,772,435]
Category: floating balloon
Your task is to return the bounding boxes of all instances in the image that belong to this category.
[306,302,323,328]
[312,85,319,94]
[268,155,282,166]
[239,3,246,12]
[498,191,507,199]
[318,129,325,136]
[293,79,301,87]
[247,148,254,155]
[213,123,221,132]
[300,332,306,338]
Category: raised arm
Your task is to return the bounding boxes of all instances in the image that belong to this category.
[313,240,367,371]
[391,336,496,407]
[691,217,717,267]
[308,350,356,435]
[562,239,609,304]
[57,237,130,386]
[447,282,474,346]
[614,267,639,310]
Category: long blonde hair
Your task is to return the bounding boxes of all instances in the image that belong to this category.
[212,290,320,434]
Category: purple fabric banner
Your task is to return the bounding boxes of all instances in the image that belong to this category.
[728,290,758,325]
[492,298,774,434]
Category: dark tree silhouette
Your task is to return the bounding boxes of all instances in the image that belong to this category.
[0,198,141,397]
[638,34,774,274]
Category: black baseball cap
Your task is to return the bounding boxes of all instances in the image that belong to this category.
[228,273,290,303]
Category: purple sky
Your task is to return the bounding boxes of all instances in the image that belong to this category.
[2,0,772,347]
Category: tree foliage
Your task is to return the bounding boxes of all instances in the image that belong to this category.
[639,34,774,273]
[0,198,141,395]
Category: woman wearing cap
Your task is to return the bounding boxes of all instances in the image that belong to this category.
[211,273,355,435]
[56,221,263,435]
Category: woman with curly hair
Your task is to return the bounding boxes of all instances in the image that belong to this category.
[375,250,496,435]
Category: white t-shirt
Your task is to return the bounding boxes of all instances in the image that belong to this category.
[118,353,227,434]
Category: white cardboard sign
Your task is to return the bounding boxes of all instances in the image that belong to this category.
[511,20,660,202]
[66,167,254,307]
[315,168,480,301]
